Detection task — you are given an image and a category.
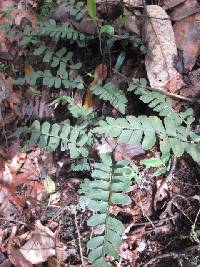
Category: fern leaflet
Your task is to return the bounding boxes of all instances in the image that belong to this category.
[91,82,128,114]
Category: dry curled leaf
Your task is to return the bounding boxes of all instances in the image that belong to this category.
[145,5,184,93]
[173,12,200,71]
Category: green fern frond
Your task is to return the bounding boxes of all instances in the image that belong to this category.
[80,154,132,266]
[14,69,84,89]
[33,46,82,70]
[60,0,85,20]
[128,78,195,126]
[49,95,95,119]
[92,116,200,162]
[30,120,91,158]
[39,19,87,46]
[91,82,128,114]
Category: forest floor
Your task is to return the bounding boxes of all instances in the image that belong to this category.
[0,0,200,266]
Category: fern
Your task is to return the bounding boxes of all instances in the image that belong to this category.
[79,154,132,266]
[33,46,82,70]
[91,82,128,114]
[70,159,90,172]
[39,19,87,46]
[92,116,200,162]
[59,0,85,20]
[49,95,95,119]
[15,69,84,89]
[128,78,195,126]
[30,120,92,158]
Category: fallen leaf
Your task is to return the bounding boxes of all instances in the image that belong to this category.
[7,226,33,267]
[44,175,55,194]
[94,63,107,82]
[162,0,185,10]
[25,63,34,76]
[145,5,184,93]
[84,64,107,107]
[169,0,200,21]
[72,18,97,35]
[173,13,200,71]
[20,221,67,265]
[11,7,38,29]
[96,137,145,160]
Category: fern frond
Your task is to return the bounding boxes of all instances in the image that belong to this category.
[92,116,200,162]
[15,69,84,89]
[33,46,82,70]
[60,0,85,20]
[128,78,195,126]
[80,154,132,266]
[39,19,87,46]
[30,120,92,158]
[91,82,128,114]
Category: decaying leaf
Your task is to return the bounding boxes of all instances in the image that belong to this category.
[173,13,200,71]
[163,0,185,10]
[96,137,145,160]
[72,18,97,35]
[169,0,200,21]
[7,226,33,267]
[84,64,107,107]
[20,221,67,264]
[11,5,38,28]
[145,5,184,93]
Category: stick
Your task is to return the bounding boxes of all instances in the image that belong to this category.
[74,208,85,267]
[112,69,192,102]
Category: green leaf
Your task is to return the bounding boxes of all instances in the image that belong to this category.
[111,193,131,205]
[141,157,164,168]
[100,25,115,35]
[87,0,96,19]
[88,246,103,263]
[34,45,46,56]
[114,51,126,71]
[87,214,107,226]
[43,175,55,194]
[87,236,104,249]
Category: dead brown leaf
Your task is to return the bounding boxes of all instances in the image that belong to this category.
[19,221,67,265]
[162,0,185,10]
[169,0,200,21]
[7,226,33,267]
[72,18,97,35]
[145,5,184,93]
[173,13,200,71]
[11,7,38,29]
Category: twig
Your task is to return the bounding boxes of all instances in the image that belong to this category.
[153,157,177,211]
[112,69,192,102]
[157,157,177,194]
[74,208,85,267]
